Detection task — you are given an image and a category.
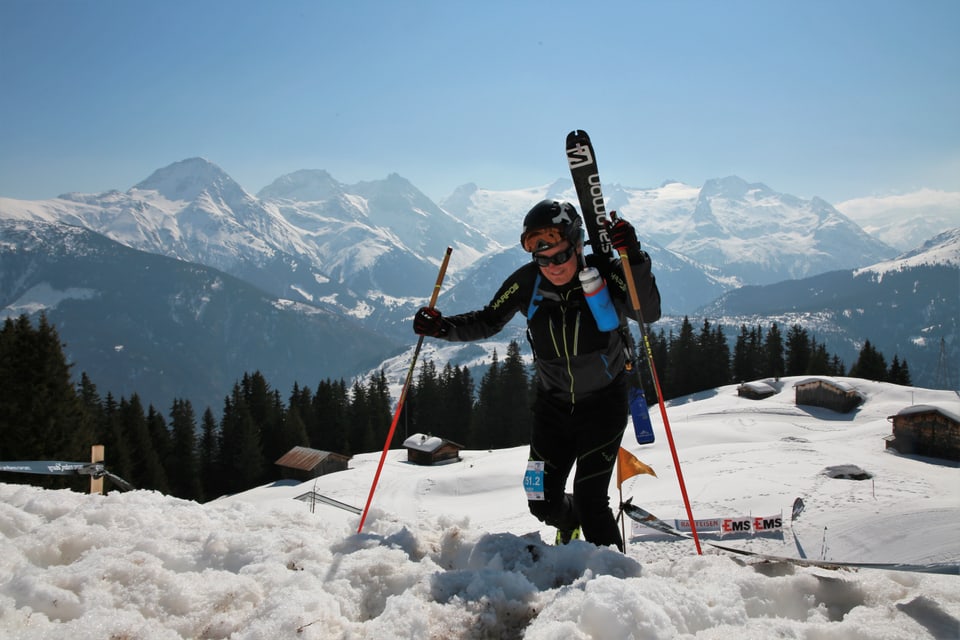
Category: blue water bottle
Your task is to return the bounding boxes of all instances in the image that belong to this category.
[579,267,619,331]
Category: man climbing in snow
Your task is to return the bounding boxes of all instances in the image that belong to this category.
[413,200,661,551]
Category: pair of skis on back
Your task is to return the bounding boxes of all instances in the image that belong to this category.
[566,129,654,445]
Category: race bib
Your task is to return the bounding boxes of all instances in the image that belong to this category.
[524,460,545,501]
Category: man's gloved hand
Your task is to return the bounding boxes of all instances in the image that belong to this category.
[608,213,641,256]
[413,306,448,337]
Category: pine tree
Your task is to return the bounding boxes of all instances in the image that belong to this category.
[785,325,811,376]
[219,385,263,493]
[77,372,102,416]
[829,354,846,376]
[473,349,502,448]
[123,394,168,492]
[283,410,309,455]
[147,405,173,486]
[732,325,752,383]
[763,323,785,380]
[198,407,221,500]
[288,383,317,447]
[168,399,203,501]
[0,314,94,488]
[240,372,284,478]
[499,340,532,447]
[349,380,375,453]
[849,340,888,381]
[413,360,442,437]
[78,373,134,484]
[888,355,913,386]
[99,393,134,487]
[313,379,349,454]
[360,370,392,451]
[438,364,474,446]
[695,319,730,392]
[806,338,828,375]
[899,358,912,386]
[712,323,732,388]
[748,325,765,380]
[666,316,697,398]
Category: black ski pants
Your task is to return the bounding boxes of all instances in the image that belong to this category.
[527,381,627,551]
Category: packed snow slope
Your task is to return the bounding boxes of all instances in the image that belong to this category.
[1,378,958,639]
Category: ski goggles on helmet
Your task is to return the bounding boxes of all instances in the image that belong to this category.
[521,226,565,253]
[532,244,577,267]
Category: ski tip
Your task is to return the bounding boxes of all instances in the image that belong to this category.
[567,129,590,140]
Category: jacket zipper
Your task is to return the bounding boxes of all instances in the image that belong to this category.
[559,293,580,407]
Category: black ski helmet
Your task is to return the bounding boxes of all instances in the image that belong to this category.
[520,200,583,252]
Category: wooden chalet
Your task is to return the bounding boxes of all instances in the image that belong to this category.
[274,446,351,481]
[737,380,777,400]
[794,377,865,414]
[885,405,960,462]
[402,433,464,466]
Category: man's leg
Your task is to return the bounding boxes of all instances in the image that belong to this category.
[527,395,579,533]
[572,388,628,551]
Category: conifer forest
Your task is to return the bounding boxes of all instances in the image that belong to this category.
[0,314,911,501]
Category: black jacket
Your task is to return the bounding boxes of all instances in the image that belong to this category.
[437,250,661,406]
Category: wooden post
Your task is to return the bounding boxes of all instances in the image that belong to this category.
[90,444,104,495]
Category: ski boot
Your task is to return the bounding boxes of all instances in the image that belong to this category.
[555,527,581,545]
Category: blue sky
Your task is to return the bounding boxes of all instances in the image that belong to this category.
[1,0,958,204]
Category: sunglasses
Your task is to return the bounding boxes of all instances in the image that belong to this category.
[532,244,576,267]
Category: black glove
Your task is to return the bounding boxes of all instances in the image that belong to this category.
[608,213,641,256]
[413,306,448,337]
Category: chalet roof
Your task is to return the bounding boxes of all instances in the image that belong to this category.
[739,381,776,395]
[403,434,445,453]
[275,446,350,471]
[402,434,465,453]
[889,404,960,423]
[794,377,857,393]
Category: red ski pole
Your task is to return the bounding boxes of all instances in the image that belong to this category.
[357,246,453,533]
[612,213,703,554]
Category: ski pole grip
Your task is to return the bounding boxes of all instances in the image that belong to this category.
[428,247,453,309]
[606,211,645,318]
[618,248,645,320]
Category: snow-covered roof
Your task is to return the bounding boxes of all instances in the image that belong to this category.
[892,404,960,423]
[794,377,858,393]
[739,381,777,394]
[402,433,445,453]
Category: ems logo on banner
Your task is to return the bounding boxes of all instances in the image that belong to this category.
[631,510,786,538]
[670,514,784,536]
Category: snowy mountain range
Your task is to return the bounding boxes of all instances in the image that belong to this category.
[442,176,896,285]
[0,159,957,409]
[0,218,397,412]
[836,189,960,252]
[0,160,500,338]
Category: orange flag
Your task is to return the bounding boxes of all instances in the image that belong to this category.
[617,447,656,488]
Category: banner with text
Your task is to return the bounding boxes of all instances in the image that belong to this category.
[630,512,783,537]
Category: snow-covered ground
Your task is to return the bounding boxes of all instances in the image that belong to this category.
[1,377,958,639]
